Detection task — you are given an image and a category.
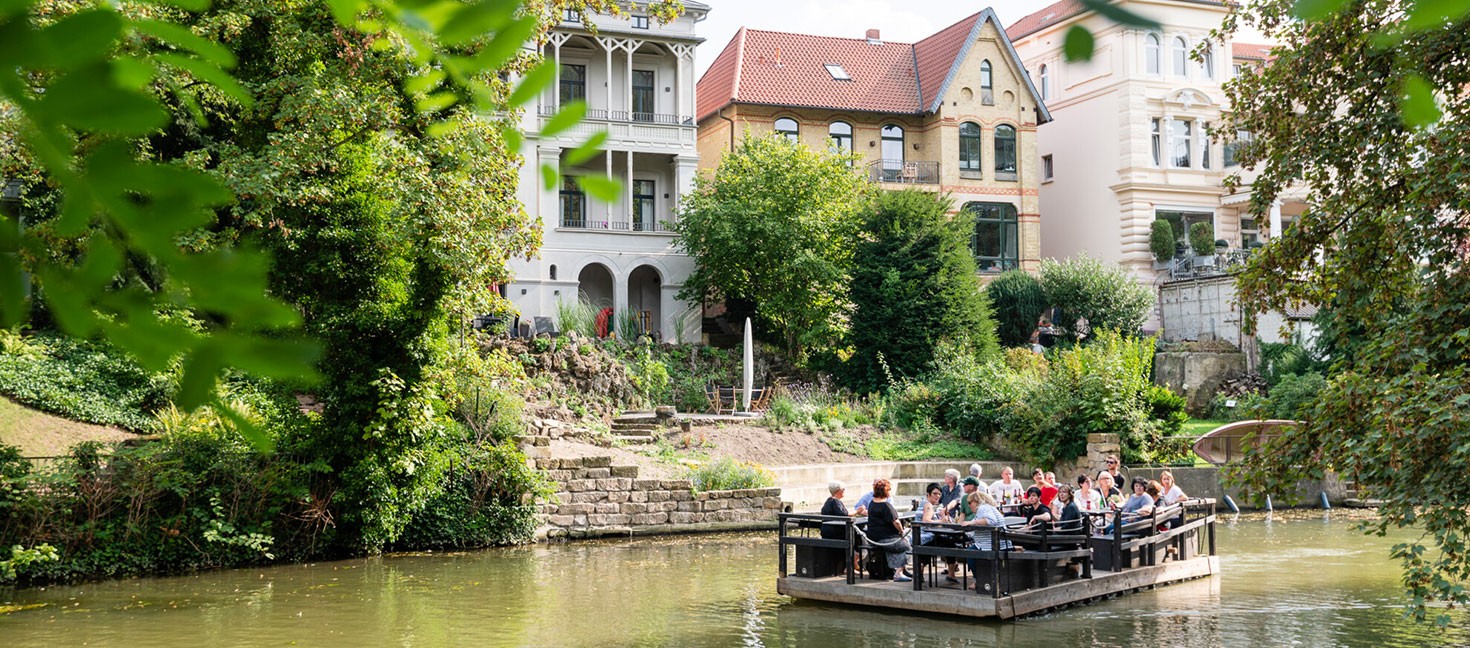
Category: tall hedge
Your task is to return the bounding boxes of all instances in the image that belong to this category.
[986,270,1048,348]
[1150,219,1175,262]
[842,190,999,393]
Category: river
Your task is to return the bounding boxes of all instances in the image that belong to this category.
[2,514,1464,647]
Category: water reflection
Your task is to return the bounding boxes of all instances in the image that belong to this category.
[1,518,1466,647]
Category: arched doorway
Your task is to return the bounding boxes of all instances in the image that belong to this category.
[577,263,614,309]
[627,265,662,339]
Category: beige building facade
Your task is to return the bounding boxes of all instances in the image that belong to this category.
[1007,0,1301,318]
[697,11,1050,274]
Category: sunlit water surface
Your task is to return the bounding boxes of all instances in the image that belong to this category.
[2,515,1464,647]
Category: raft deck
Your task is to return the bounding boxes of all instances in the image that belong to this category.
[778,555,1218,619]
[777,499,1219,620]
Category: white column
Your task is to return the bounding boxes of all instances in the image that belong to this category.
[539,146,561,228]
[627,149,634,227]
[671,155,698,223]
[1268,199,1283,240]
[626,44,634,117]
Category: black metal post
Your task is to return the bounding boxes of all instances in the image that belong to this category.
[912,522,922,592]
[845,519,856,585]
[778,515,787,577]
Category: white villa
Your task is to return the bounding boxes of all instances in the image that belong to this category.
[505,2,710,341]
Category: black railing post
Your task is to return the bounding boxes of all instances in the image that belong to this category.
[778,514,788,577]
[912,521,923,592]
[846,518,856,585]
[1113,510,1123,571]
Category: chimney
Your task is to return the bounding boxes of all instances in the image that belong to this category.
[866,29,881,45]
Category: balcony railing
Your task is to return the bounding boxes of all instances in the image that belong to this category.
[560,217,673,232]
[539,105,691,126]
[867,159,940,185]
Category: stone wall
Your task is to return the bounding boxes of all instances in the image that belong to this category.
[536,456,782,539]
[1154,351,1248,415]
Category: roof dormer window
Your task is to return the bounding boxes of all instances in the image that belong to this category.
[824,64,850,81]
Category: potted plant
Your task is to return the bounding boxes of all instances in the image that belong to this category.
[1150,220,1175,268]
[1189,222,1216,266]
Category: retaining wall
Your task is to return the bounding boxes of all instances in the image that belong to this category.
[536,456,782,539]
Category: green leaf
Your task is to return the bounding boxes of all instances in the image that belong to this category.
[415,91,459,114]
[1079,0,1161,30]
[1404,0,1470,29]
[541,163,559,191]
[541,100,587,138]
[38,64,166,135]
[578,174,622,202]
[563,130,608,166]
[136,19,238,69]
[99,314,199,373]
[405,69,447,95]
[213,401,275,453]
[325,0,363,25]
[508,60,556,108]
[426,118,462,138]
[32,9,124,69]
[215,334,322,381]
[0,215,22,328]
[468,14,539,74]
[36,270,99,336]
[1062,25,1096,62]
[155,53,254,106]
[1400,74,1441,129]
[1291,0,1350,20]
[438,0,517,46]
[176,342,223,411]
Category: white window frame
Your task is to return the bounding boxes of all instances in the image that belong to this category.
[1144,33,1161,76]
[1172,36,1189,77]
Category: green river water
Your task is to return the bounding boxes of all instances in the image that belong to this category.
[2,514,1465,647]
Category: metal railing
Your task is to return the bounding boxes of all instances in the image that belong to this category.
[867,159,940,184]
[560,217,672,232]
[538,105,691,126]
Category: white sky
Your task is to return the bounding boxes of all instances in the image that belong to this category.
[693,1,1040,76]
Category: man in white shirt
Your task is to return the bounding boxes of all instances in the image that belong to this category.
[988,466,1025,506]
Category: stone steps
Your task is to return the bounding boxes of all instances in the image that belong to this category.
[613,434,656,445]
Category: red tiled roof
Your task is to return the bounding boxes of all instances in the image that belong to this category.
[1005,0,1085,41]
[1231,42,1274,60]
[697,10,1050,124]
[697,28,921,122]
[914,12,981,110]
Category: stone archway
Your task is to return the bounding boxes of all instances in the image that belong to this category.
[627,265,662,339]
[577,263,614,309]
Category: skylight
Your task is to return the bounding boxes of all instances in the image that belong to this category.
[824,64,851,81]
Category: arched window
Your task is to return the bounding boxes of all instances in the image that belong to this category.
[959,122,982,173]
[549,264,557,281]
[1039,64,1050,101]
[966,202,1019,272]
[828,121,853,154]
[980,60,994,105]
[1144,34,1161,75]
[774,117,799,142]
[1172,36,1188,76]
[1200,43,1215,80]
[880,124,904,180]
[994,124,1017,178]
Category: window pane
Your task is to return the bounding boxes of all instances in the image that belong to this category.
[775,117,799,142]
[1039,65,1049,101]
[1145,34,1160,75]
[829,122,852,154]
[881,125,904,169]
[633,180,655,230]
[1171,119,1191,167]
[994,125,1016,174]
[1173,37,1187,76]
[959,122,981,171]
[1151,118,1162,166]
[965,202,1019,271]
[561,176,586,226]
[560,64,586,104]
[632,70,655,120]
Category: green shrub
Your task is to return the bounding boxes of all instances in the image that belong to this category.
[1259,341,1330,386]
[395,441,550,549]
[555,298,598,338]
[685,457,775,492]
[925,348,1029,442]
[1269,372,1326,420]
[1150,219,1175,262]
[987,270,1048,348]
[1039,256,1154,341]
[842,189,999,393]
[1189,222,1215,256]
[0,332,171,430]
[1209,392,1273,421]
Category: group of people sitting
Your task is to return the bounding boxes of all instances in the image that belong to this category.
[818,458,1190,585]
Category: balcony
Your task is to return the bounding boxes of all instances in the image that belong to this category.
[536,105,696,148]
[560,216,674,233]
[539,105,693,126]
[867,159,940,185]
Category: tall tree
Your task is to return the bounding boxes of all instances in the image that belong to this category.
[1219,0,1470,624]
[674,134,871,360]
[842,190,999,393]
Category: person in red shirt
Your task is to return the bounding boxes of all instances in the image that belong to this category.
[1032,468,1059,507]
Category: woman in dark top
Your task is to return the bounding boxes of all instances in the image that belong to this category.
[819,481,864,540]
[1055,484,1082,533]
[865,479,912,582]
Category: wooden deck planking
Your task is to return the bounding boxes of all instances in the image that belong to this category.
[777,555,1219,620]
